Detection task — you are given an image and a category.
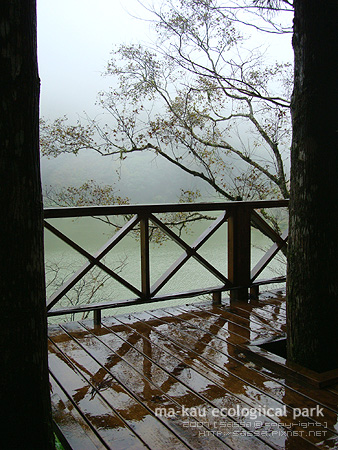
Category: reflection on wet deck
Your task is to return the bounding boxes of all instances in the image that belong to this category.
[48,289,338,450]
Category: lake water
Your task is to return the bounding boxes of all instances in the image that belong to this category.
[45,213,287,321]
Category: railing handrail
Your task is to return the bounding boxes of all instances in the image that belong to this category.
[44,199,289,322]
[44,199,289,219]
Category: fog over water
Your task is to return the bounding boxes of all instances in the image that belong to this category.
[38,0,293,203]
[39,2,290,318]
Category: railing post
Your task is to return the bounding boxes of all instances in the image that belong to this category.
[93,309,101,326]
[140,214,150,300]
[250,285,259,300]
[228,205,251,302]
[212,291,222,306]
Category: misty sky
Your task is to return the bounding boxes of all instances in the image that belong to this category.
[37,0,156,118]
[37,0,293,120]
[38,1,294,202]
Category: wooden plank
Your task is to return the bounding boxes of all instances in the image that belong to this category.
[45,214,139,261]
[92,214,140,257]
[46,215,142,310]
[44,199,289,219]
[229,303,287,333]
[47,259,142,311]
[175,305,268,342]
[47,261,94,310]
[49,338,152,450]
[111,312,331,449]
[55,322,235,450]
[223,305,284,334]
[150,253,190,297]
[251,276,286,287]
[328,384,338,396]
[47,295,338,450]
[241,340,338,389]
[47,284,287,319]
[50,379,108,450]
[49,326,196,450]
[251,210,288,256]
[248,301,286,318]
[79,319,277,450]
[189,304,276,339]
[139,310,337,431]
[148,211,228,253]
[218,301,287,335]
[250,230,288,283]
[255,291,287,309]
[150,213,230,297]
[109,316,328,448]
[47,286,229,318]
[183,305,338,413]
[227,294,287,320]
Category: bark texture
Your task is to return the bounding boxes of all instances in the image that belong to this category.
[0,1,54,447]
[287,0,338,372]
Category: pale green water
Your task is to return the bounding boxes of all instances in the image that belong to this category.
[45,214,286,321]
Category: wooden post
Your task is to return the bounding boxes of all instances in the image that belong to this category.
[250,285,259,301]
[212,291,222,306]
[94,309,101,326]
[228,205,251,302]
[140,215,150,300]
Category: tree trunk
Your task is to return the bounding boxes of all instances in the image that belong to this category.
[0,1,55,447]
[287,0,338,372]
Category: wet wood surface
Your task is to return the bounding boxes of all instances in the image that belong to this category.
[48,289,338,450]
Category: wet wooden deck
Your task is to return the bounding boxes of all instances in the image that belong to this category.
[48,290,338,450]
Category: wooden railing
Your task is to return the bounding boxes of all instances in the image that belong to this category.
[44,200,288,323]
